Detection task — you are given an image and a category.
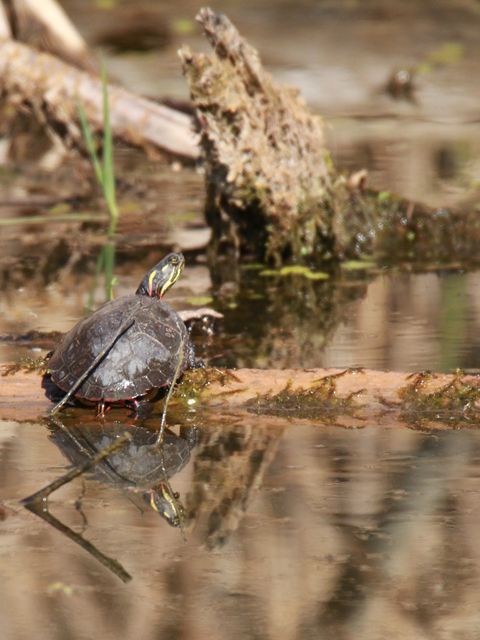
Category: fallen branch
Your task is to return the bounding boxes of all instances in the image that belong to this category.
[0,39,199,160]
[1,0,95,70]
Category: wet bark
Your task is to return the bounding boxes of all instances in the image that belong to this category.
[0,39,199,160]
[3,367,480,431]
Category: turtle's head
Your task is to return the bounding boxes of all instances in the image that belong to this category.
[144,483,185,527]
[136,252,185,298]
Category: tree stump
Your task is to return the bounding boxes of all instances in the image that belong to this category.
[180,8,335,266]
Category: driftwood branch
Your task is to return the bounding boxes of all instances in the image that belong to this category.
[2,0,95,70]
[0,39,199,160]
[0,2,10,38]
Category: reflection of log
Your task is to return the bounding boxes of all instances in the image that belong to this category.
[3,367,480,430]
[0,39,199,160]
[186,423,282,548]
[180,8,332,264]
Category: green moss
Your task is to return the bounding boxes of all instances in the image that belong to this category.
[172,367,243,409]
[186,296,214,306]
[340,260,377,271]
[260,265,329,280]
[245,370,365,421]
[377,191,391,203]
[2,355,51,376]
[399,370,480,427]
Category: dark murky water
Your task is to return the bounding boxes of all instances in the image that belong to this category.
[2,1,480,638]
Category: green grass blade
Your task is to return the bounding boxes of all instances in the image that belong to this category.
[103,241,116,301]
[101,65,118,235]
[77,100,103,186]
[77,64,120,303]
[0,212,107,226]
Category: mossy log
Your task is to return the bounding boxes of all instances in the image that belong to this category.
[181,8,480,269]
[3,367,480,431]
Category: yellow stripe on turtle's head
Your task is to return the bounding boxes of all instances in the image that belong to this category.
[144,483,184,527]
[147,270,157,296]
[136,252,185,298]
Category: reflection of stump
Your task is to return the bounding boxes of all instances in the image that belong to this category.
[186,423,282,548]
[180,8,334,266]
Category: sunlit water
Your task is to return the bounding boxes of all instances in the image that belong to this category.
[2,1,480,638]
[1,420,480,639]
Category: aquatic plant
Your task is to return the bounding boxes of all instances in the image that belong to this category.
[77,66,118,235]
[77,66,118,301]
[399,370,480,427]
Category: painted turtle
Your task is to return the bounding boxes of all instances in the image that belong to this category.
[48,419,198,526]
[46,252,196,411]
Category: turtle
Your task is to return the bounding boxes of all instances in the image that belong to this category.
[48,418,198,527]
[45,252,197,412]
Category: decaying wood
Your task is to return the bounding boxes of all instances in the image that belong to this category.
[181,8,480,271]
[180,8,333,265]
[3,367,480,431]
[0,39,199,160]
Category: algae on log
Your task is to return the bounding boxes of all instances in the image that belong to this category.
[5,367,480,430]
[181,8,480,269]
[180,8,335,266]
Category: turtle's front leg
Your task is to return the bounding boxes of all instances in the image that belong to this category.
[187,342,205,369]
[126,397,154,418]
[96,400,111,417]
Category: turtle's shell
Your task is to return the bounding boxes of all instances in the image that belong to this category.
[49,423,197,486]
[49,295,191,401]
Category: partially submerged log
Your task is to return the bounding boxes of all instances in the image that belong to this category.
[2,5,480,268]
[0,39,199,160]
[2,367,480,430]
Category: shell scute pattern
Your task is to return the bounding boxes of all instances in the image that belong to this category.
[49,296,190,401]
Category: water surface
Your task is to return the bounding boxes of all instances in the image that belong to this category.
[1,1,480,638]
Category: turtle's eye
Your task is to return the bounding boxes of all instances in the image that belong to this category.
[170,255,179,265]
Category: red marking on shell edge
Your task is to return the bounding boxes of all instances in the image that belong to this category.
[58,382,168,404]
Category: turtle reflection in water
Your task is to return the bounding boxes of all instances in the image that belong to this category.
[48,419,198,526]
[44,252,198,414]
